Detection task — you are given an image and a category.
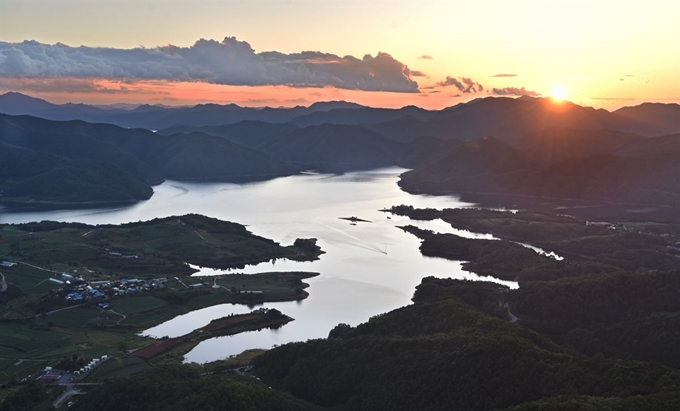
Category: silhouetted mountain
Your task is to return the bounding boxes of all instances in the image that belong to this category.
[514,128,643,166]
[146,132,298,181]
[4,93,680,141]
[0,114,298,204]
[288,105,434,127]
[0,141,153,204]
[399,136,532,192]
[615,103,680,135]
[363,114,445,143]
[0,92,126,120]
[399,136,463,169]
[157,121,300,149]
[259,124,404,172]
[400,133,680,207]
[429,97,664,141]
[0,114,162,185]
[613,133,680,157]
[0,93,368,129]
[0,92,57,113]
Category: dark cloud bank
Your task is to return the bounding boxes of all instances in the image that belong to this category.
[0,37,420,93]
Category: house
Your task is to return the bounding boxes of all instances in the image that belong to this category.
[98,302,110,309]
[38,374,60,384]
[65,292,84,301]
[1,261,16,268]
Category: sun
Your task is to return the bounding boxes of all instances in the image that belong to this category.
[550,84,568,101]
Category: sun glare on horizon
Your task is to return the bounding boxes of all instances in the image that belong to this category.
[550,84,568,101]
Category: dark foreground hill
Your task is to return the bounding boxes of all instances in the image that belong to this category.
[251,278,680,411]
[400,133,680,208]
[0,114,297,204]
[259,124,405,172]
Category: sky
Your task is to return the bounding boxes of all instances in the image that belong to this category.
[0,0,678,110]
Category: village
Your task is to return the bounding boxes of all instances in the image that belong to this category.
[54,274,169,309]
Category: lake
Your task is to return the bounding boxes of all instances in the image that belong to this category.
[0,168,518,363]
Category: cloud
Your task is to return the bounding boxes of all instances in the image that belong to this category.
[418,55,433,60]
[0,77,161,94]
[0,37,420,93]
[589,97,636,101]
[410,70,428,78]
[436,76,483,93]
[491,73,518,77]
[491,87,540,97]
[284,98,311,104]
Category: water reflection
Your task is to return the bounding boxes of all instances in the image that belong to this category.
[0,168,519,362]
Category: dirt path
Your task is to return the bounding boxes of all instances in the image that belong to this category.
[45,304,82,316]
[19,261,61,274]
[504,302,520,323]
[108,309,127,325]
[0,272,6,292]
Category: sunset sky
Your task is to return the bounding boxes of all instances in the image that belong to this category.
[1,0,678,110]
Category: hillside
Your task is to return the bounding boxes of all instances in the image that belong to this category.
[615,103,680,135]
[252,278,680,411]
[399,136,532,192]
[428,96,664,141]
[134,132,299,181]
[259,124,405,172]
[0,114,297,204]
[400,133,680,208]
[157,121,300,149]
[0,142,154,204]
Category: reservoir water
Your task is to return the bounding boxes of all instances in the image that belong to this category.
[0,168,518,363]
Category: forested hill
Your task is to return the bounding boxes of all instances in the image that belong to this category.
[251,278,680,411]
[399,132,680,208]
[0,114,297,205]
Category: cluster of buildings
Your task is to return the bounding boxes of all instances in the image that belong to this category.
[59,276,168,303]
[38,355,111,384]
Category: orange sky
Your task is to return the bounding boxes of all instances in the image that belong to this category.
[1,0,679,110]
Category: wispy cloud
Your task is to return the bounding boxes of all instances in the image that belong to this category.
[491,87,540,96]
[410,70,428,78]
[418,55,433,60]
[491,73,518,77]
[0,77,163,94]
[0,37,420,93]
[436,76,483,93]
[589,97,636,101]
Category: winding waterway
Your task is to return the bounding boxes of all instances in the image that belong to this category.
[0,168,519,363]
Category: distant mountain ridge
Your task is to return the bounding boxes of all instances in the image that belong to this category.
[4,92,680,209]
[3,92,680,139]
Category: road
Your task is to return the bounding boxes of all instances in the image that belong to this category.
[0,272,6,292]
[504,302,520,323]
[53,384,81,408]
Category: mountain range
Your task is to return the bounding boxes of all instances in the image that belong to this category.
[3,91,680,208]
[2,92,680,138]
